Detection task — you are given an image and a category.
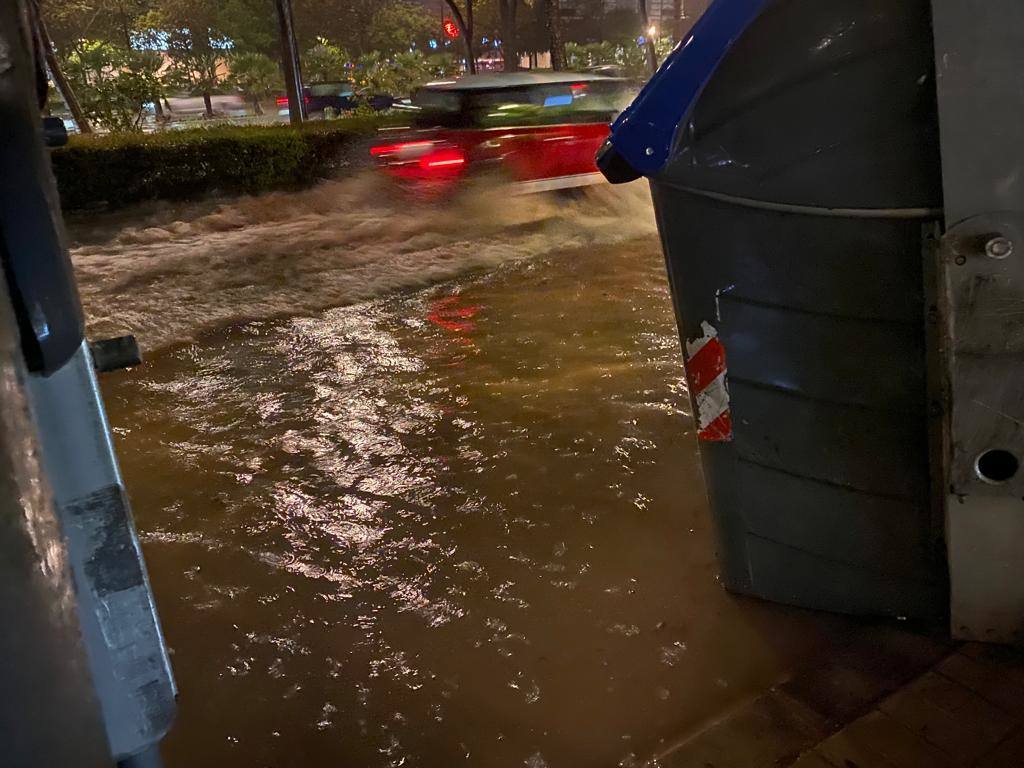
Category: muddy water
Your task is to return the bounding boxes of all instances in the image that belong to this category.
[96,223,856,767]
[69,175,658,353]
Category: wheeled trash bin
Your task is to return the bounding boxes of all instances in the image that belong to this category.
[598,0,948,619]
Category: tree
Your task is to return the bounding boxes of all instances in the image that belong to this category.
[353,49,448,98]
[226,51,280,114]
[291,0,377,55]
[497,0,519,71]
[62,40,164,130]
[370,1,436,57]
[543,0,564,70]
[45,0,154,52]
[32,1,93,132]
[164,28,228,117]
[303,39,349,82]
[565,40,617,69]
[142,0,240,118]
[442,0,476,74]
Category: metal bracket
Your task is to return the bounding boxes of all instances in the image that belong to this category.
[940,212,1024,495]
[931,0,1024,643]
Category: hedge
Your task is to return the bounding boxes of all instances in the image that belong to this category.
[51,117,385,212]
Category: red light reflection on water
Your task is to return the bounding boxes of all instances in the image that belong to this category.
[427,295,481,336]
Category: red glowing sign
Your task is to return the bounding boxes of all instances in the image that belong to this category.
[442,18,460,39]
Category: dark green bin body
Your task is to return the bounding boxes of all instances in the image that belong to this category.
[650,0,948,618]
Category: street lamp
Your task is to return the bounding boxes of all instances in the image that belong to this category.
[647,24,658,37]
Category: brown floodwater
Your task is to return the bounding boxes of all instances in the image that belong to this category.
[98,212,856,768]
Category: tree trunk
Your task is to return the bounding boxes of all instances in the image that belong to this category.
[638,0,658,74]
[543,0,565,71]
[203,91,214,118]
[275,0,306,123]
[253,97,264,116]
[499,0,518,72]
[443,0,476,74]
[672,0,684,40]
[32,4,93,133]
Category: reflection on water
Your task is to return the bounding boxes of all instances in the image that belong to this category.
[103,240,853,767]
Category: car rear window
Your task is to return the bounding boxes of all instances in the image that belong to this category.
[409,80,634,129]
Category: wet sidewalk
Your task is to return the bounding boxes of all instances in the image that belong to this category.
[652,628,1024,767]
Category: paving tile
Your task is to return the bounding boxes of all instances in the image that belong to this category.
[780,628,950,724]
[659,690,829,768]
[847,709,955,768]
[878,671,1016,764]
[815,709,957,768]
[937,650,1024,716]
[815,712,902,768]
[972,726,1024,768]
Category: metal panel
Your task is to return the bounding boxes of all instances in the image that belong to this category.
[27,345,177,760]
[0,260,112,766]
[931,0,1024,642]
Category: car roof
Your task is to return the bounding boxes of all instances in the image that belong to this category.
[420,72,625,91]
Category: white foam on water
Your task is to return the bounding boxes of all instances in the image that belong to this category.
[68,173,657,353]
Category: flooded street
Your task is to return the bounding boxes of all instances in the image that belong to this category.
[81,181,856,767]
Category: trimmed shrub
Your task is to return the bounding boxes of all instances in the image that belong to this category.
[52,118,383,211]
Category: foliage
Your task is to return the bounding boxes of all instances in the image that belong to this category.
[352,50,455,98]
[292,0,377,54]
[303,39,351,82]
[52,118,386,211]
[47,0,153,51]
[61,40,165,131]
[226,52,281,114]
[162,29,229,100]
[425,53,461,79]
[139,0,236,113]
[565,36,674,78]
[369,1,437,56]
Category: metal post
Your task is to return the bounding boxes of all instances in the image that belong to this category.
[930,0,1024,643]
[275,0,306,124]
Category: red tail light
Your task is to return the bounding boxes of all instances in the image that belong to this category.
[371,141,435,157]
[275,96,288,106]
[371,141,467,179]
[418,148,466,170]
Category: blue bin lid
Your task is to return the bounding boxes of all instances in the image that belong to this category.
[601,0,770,180]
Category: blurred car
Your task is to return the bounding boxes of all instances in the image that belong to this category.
[277,81,395,118]
[369,72,634,195]
[167,94,248,117]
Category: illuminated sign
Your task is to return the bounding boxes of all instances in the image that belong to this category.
[443,18,460,38]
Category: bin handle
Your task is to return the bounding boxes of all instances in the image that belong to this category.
[601,0,771,180]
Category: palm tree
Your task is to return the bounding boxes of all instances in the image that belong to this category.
[227,52,282,116]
